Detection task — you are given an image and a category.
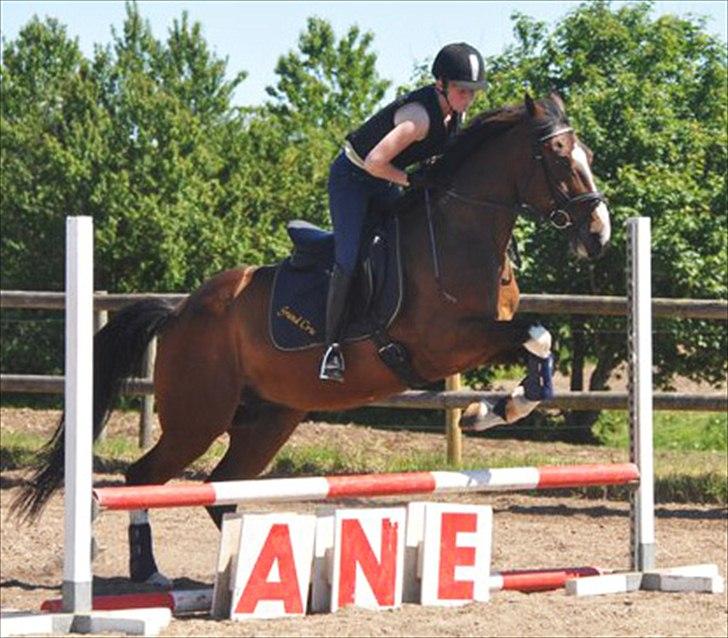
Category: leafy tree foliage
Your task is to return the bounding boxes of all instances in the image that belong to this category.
[1,2,725,436]
[473,1,726,437]
[266,16,389,133]
[260,16,390,230]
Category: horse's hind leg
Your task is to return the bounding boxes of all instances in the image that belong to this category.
[124,391,239,586]
[205,401,306,529]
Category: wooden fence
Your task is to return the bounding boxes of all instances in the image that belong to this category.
[2,290,726,455]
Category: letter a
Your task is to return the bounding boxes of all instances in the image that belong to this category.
[235,523,303,615]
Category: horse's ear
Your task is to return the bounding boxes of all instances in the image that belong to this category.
[525,92,537,117]
[549,91,565,114]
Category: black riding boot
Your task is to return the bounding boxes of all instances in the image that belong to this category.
[319,265,353,382]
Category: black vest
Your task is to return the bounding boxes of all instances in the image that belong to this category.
[346,85,459,170]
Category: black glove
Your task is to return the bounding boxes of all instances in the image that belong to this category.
[407,166,439,190]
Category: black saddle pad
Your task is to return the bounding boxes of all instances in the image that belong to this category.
[269,216,403,351]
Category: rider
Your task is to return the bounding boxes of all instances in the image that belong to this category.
[320,42,487,382]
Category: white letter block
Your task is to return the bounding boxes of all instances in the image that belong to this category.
[212,511,244,619]
[420,503,492,606]
[403,501,431,603]
[330,507,406,612]
[310,508,335,613]
[229,512,315,620]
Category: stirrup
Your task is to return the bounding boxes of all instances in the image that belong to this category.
[319,344,345,382]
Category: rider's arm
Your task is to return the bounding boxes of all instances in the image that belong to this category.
[363,103,430,186]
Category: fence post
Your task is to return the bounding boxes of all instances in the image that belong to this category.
[93,291,108,442]
[445,374,462,466]
[138,337,156,449]
[63,216,93,612]
[627,217,655,571]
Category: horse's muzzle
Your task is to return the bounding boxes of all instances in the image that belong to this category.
[573,202,611,260]
[573,232,607,260]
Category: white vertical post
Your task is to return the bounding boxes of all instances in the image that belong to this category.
[445,374,462,466]
[626,217,655,571]
[63,216,94,612]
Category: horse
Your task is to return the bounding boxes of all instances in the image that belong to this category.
[13,92,611,586]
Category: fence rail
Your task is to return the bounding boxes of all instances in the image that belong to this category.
[2,290,726,453]
[2,290,727,319]
[1,374,725,413]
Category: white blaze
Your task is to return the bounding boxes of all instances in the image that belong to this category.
[571,145,597,191]
[571,144,611,244]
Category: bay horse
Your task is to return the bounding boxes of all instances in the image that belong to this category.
[13,93,611,586]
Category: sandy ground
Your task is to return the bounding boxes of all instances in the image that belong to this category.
[1,408,726,637]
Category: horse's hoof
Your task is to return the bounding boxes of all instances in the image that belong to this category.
[459,400,508,432]
[459,402,491,432]
[145,571,173,589]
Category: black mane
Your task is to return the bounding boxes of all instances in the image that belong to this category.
[429,96,570,182]
[430,104,525,180]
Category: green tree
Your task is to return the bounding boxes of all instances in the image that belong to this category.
[477,1,727,439]
[1,17,99,378]
[1,3,256,294]
[257,17,391,231]
[0,3,252,377]
[1,16,93,290]
[266,16,390,133]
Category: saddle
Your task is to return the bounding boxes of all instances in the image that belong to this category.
[269,215,403,351]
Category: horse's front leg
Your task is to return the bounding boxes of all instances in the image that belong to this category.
[460,324,554,432]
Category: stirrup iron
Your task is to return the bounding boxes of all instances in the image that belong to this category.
[319,343,345,382]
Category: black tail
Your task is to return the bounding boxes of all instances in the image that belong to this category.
[10,298,175,522]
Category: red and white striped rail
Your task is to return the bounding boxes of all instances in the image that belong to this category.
[41,589,213,615]
[94,463,639,510]
[40,566,604,614]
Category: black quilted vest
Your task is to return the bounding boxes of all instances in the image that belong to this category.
[346,85,459,170]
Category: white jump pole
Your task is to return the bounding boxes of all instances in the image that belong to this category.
[627,217,655,571]
[568,219,721,596]
[4,217,173,634]
[63,216,94,612]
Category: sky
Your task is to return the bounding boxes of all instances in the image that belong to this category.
[2,1,726,107]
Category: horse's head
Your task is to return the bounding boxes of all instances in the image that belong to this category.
[518,92,611,259]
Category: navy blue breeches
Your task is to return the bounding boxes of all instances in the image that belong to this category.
[327,152,401,276]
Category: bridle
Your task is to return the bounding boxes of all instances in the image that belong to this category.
[522,126,607,229]
[442,125,607,230]
[422,118,607,303]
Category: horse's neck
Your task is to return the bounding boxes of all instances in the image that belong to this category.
[400,133,521,316]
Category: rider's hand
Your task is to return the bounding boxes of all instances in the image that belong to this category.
[407,166,440,190]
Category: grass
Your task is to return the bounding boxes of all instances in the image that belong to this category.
[0,430,41,469]
[2,408,725,504]
[594,410,727,451]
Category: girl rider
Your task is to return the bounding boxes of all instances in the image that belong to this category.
[320,42,487,382]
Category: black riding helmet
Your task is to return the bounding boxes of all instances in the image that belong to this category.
[432,42,486,90]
